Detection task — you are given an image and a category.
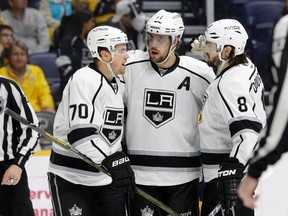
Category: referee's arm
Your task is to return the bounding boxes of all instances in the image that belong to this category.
[248,62,288,179]
[0,76,39,168]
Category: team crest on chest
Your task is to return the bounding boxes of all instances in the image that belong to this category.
[100,107,123,146]
[143,89,176,128]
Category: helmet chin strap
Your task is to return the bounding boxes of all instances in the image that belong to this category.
[157,45,176,65]
[217,50,229,74]
[156,39,178,65]
[106,63,116,78]
[98,52,116,78]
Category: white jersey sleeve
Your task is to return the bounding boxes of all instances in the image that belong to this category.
[219,61,267,164]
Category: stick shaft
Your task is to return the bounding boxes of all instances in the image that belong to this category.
[5,108,180,216]
[208,202,222,216]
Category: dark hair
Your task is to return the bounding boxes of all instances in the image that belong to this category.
[66,10,93,36]
[0,24,13,33]
[227,45,248,66]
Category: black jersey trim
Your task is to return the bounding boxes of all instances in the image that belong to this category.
[201,152,230,165]
[229,119,263,137]
[90,76,102,123]
[150,55,180,76]
[178,65,211,84]
[249,67,257,80]
[217,76,234,117]
[126,59,150,66]
[127,154,201,168]
[67,127,98,144]
[50,151,101,173]
[116,76,125,84]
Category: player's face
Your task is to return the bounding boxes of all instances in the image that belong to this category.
[147,33,171,63]
[9,45,27,73]
[111,43,129,75]
[204,41,221,68]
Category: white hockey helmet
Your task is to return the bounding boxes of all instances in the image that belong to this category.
[87,26,128,59]
[205,19,248,56]
[146,10,185,42]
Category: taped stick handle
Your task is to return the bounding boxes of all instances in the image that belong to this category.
[5,108,180,216]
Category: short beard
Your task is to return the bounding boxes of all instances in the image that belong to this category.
[149,51,168,64]
[207,55,221,74]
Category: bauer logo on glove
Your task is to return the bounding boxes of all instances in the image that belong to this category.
[112,156,130,167]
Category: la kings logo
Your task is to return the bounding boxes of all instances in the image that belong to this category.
[100,108,123,146]
[143,89,175,128]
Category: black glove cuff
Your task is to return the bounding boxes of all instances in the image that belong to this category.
[102,151,131,172]
[218,157,244,179]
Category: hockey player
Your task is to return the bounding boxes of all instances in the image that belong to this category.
[47,26,136,216]
[191,19,267,216]
[0,75,39,216]
[123,10,215,216]
[238,34,288,210]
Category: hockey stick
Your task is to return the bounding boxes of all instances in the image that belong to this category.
[208,201,236,216]
[208,201,221,216]
[5,108,180,216]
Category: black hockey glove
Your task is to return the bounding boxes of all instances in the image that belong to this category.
[218,157,244,214]
[102,151,136,198]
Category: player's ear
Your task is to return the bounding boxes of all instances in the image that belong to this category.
[99,50,112,62]
[222,46,233,60]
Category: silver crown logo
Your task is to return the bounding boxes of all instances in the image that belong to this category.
[152,112,163,122]
[68,204,82,216]
[141,206,154,216]
[109,130,117,140]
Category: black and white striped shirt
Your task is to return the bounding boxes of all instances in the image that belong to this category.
[248,54,288,179]
[0,75,39,168]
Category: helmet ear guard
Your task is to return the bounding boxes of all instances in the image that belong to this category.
[204,19,248,56]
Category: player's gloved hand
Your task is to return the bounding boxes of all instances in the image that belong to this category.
[190,35,207,60]
[218,157,244,212]
[102,151,136,198]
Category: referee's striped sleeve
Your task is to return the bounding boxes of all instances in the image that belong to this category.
[0,77,39,168]
[248,63,288,178]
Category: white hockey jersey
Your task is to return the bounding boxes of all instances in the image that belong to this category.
[124,50,215,186]
[48,63,125,186]
[199,59,267,182]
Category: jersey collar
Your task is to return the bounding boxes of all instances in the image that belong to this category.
[150,55,180,77]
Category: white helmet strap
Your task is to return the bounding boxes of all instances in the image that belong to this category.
[156,36,178,65]
[97,51,116,78]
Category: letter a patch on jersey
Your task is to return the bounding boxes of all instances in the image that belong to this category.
[100,108,123,146]
[143,89,175,128]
